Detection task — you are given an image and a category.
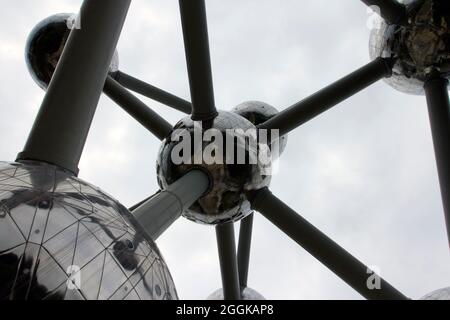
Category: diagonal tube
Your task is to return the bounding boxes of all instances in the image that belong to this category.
[250,188,408,300]
[424,76,450,247]
[17,0,131,175]
[132,169,210,240]
[103,76,173,141]
[258,58,393,137]
[113,71,192,114]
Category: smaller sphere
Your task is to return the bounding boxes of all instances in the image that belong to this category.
[25,13,119,90]
[420,287,450,300]
[207,287,266,300]
[369,0,450,95]
[232,101,288,157]
[157,111,272,225]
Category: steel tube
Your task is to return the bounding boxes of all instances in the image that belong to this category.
[179,0,218,120]
[133,169,210,240]
[17,0,131,175]
[250,188,408,300]
[237,213,254,289]
[258,58,393,137]
[216,223,241,300]
[113,71,192,114]
[103,76,173,141]
[424,76,450,247]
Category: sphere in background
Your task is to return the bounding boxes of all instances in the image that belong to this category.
[207,287,266,300]
[157,111,272,225]
[369,0,450,95]
[232,101,288,157]
[420,287,450,300]
[0,161,177,300]
[25,13,119,90]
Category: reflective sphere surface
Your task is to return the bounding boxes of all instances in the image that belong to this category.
[369,0,450,95]
[420,287,450,300]
[207,287,266,300]
[25,13,119,90]
[157,111,271,225]
[0,161,177,300]
[232,101,288,156]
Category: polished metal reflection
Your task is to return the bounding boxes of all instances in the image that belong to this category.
[157,111,271,225]
[207,287,265,300]
[420,287,450,300]
[232,101,288,156]
[25,13,119,90]
[0,161,177,300]
[369,0,450,95]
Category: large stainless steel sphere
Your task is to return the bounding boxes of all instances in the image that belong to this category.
[232,101,288,157]
[25,13,119,90]
[157,111,272,225]
[0,161,177,300]
[420,287,450,300]
[207,287,266,300]
[369,0,450,95]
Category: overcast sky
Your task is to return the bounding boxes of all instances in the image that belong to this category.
[0,0,449,300]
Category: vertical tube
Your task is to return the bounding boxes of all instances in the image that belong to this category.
[237,213,253,289]
[216,223,241,300]
[424,77,450,247]
[179,0,218,120]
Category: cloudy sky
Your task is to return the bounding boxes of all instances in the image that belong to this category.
[0,0,449,300]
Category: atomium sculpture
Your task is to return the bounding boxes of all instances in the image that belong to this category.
[157,111,271,225]
[0,0,449,300]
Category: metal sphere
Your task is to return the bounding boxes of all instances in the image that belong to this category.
[232,101,288,157]
[207,287,266,300]
[369,0,450,95]
[157,111,272,225]
[25,13,119,90]
[420,287,450,300]
[0,161,177,300]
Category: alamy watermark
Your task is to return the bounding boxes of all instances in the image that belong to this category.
[169,123,281,176]
[367,265,382,290]
[66,265,81,290]
[66,13,81,30]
